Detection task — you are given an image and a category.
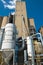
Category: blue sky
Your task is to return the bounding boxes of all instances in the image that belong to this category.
[26,0,43,32]
[0,0,43,32]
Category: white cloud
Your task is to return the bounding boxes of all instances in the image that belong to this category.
[9,0,16,5]
[1,0,6,4]
[11,11,15,15]
[1,0,16,9]
[1,0,17,15]
[4,4,15,9]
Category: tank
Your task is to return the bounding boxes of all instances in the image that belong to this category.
[1,15,17,65]
[1,23,16,49]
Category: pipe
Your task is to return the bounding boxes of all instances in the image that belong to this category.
[16,37,25,51]
[18,39,25,51]
[24,50,27,64]
[0,28,5,49]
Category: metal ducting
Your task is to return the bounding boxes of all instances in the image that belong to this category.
[16,37,25,51]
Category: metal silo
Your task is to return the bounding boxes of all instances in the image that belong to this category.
[1,15,17,49]
[1,15,17,65]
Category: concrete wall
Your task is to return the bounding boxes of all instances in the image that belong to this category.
[15,1,29,37]
[28,18,35,27]
[1,16,8,28]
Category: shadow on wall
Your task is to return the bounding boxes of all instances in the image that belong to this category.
[0,17,3,28]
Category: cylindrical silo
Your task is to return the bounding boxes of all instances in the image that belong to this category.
[1,15,17,65]
[1,23,16,49]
